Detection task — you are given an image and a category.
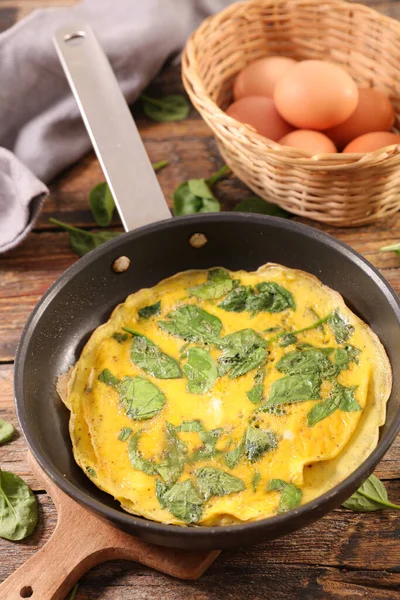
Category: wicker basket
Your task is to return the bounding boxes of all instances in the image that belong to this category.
[182,0,400,226]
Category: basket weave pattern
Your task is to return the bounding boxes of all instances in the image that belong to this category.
[182,0,400,226]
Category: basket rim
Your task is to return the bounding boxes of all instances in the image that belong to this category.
[182,0,400,167]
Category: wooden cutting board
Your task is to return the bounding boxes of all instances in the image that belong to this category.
[0,452,220,600]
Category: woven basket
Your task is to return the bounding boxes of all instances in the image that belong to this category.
[182,0,400,226]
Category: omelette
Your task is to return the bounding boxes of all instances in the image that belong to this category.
[60,264,391,526]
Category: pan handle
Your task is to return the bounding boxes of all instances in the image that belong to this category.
[53,25,171,232]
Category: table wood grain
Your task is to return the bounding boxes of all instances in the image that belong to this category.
[1,1,399,599]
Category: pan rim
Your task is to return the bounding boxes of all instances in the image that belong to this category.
[14,213,400,543]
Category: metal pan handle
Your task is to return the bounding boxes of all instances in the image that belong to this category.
[53,25,171,232]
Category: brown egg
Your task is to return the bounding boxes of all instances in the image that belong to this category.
[274,60,358,130]
[233,56,297,100]
[279,130,337,154]
[225,96,293,140]
[343,131,400,153]
[325,88,395,149]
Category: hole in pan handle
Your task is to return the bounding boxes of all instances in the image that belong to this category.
[52,25,172,233]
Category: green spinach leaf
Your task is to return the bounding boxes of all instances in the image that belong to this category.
[307,382,361,427]
[158,305,223,346]
[159,479,203,523]
[334,345,360,370]
[276,347,337,379]
[182,347,218,394]
[118,376,166,420]
[233,196,290,217]
[251,471,261,492]
[128,432,157,475]
[141,93,190,122]
[342,474,400,512]
[49,218,120,257]
[89,182,115,227]
[328,310,355,343]
[246,282,295,314]
[156,423,188,486]
[196,467,245,500]
[246,370,265,404]
[279,334,297,347]
[218,329,268,378]
[123,328,182,379]
[0,418,14,444]
[138,301,161,319]
[260,373,321,410]
[225,437,245,469]
[98,368,120,387]
[118,427,133,442]
[218,286,252,312]
[0,470,38,541]
[267,479,302,513]
[85,466,97,478]
[112,332,129,343]
[175,420,223,462]
[173,165,229,216]
[189,268,234,300]
[244,426,277,462]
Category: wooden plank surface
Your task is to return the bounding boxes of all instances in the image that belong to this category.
[1,1,400,599]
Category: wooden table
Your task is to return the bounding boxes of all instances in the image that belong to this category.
[1,1,400,598]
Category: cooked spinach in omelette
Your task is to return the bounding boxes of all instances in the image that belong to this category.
[60,264,391,526]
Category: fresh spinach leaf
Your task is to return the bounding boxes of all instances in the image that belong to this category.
[156,423,188,486]
[342,474,400,512]
[246,282,296,314]
[328,310,354,343]
[158,305,223,346]
[189,268,234,300]
[159,479,203,523]
[118,427,133,442]
[0,470,38,541]
[0,418,14,444]
[98,368,120,387]
[49,218,120,257]
[251,471,261,492]
[246,370,265,404]
[260,373,321,410]
[218,286,252,312]
[138,301,161,319]
[279,334,297,347]
[141,93,190,122]
[233,196,290,217]
[182,347,218,394]
[173,165,229,216]
[267,479,302,513]
[123,328,182,379]
[334,345,361,370]
[276,347,337,379]
[244,426,277,462]
[85,466,96,478]
[89,181,115,227]
[128,432,157,475]
[118,376,166,420]
[225,437,245,469]
[307,383,361,427]
[218,329,268,378]
[380,242,400,255]
[112,332,129,343]
[196,467,245,500]
[175,420,223,462]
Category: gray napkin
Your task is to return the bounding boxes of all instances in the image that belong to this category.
[0,0,232,253]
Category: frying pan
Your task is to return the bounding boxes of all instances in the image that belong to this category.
[15,25,400,551]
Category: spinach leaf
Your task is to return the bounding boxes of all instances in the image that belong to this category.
[334,345,360,370]
[128,432,157,475]
[158,305,223,346]
[260,373,321,410]
[0,470,38,541]
[276,347,337,379]
[307,382,361,427]
[156,423,188,486]
[225,437,245,469]
[218,329,268,378]
[342,474,400,512]
[267,479,302,513]
[176,420,223,462]
[49,218,120,257]
[182,347,218,394]
[246,370,265,404]
[156,480,169,508]
[118,427,133,441]
[279,334,297,347]
[196,467,245,500]
[328,310,354,343]
[140,93,190,122]
[218,286,252,312]
[189,268,234,300]
[176,420,204,432]
[0,418,14,444]
[89,182,115,227]
[85,466,97,478]
[118,376,166,420]
[138,301,161,319]
[246,282,296,314]
[123,328,182,379]
[380,242,400,255]
[233,196,290,217]
[173,165,229,216]
[244,426,277,462]
[98,368,120,387]
[159,479,204,523]
[251,471,261,492]
[112,332,129,343]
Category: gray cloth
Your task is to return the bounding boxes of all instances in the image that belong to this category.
[0,0,231,253]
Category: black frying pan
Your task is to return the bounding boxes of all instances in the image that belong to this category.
[15,25,400,551]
